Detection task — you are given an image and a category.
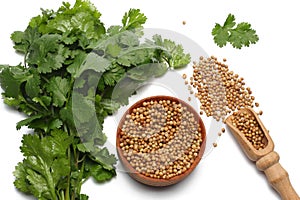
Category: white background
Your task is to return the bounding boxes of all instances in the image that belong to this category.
[1,0,300,199]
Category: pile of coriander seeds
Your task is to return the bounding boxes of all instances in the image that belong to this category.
[184,56,258,122]
[230,111,267,150]
[183,56,265,149]
[118,98,204,180]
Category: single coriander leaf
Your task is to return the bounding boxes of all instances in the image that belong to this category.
[71,92,95,123]
[49,118,63,130]
[223,13,236,28]
[119,31,140,47]
[13,162,31,193]
[102,65,125,86]
[79,194,89,200]
[122,8,147,30]
[98,98,120,115]
[229,22,259,49]
[59,100,75,127]
[32,96,52,110]
[75,53,111,77]
[46,77,70,107]
[91,147,117,170]
[76,113,107,147]
[85,159,116,182]
[77,142,94,153]
[67,51,87,78]
[10,27,40,54]
[26,168,52,199]
[25,69,41,98]
[10,31,24,43]
[16,114,43,130]
[107,25,122,36]
[105,43,121,58]
[0,65,28,98]
[212,23,230,48]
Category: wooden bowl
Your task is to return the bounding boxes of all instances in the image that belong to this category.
[116,95,206,187]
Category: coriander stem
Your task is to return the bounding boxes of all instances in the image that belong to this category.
[61,191,65,200]
[65,145,71,200]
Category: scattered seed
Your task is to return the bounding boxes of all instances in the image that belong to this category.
[182,20,186,25]
[213,143,218,147]
[255,102,259,107]
[221,128,225,133]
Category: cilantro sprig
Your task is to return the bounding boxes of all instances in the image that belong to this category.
[0,0,191,199]
[212,14,259,49]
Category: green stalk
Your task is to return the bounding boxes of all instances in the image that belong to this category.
[64,125,71,200]
[65,146,71,200]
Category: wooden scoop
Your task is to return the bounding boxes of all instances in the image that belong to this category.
[225,107,299,200]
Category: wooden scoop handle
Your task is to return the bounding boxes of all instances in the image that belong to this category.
[256,151,300,200]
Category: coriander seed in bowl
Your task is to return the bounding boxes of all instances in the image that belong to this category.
[116,96,206,187]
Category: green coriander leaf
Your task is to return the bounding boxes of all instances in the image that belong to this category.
[212,13,259,49]
[27,34,65,73]
[59,100,75,127]
[127,63,168,81]
[91,147,117,170]
[79,194,89,200]
[25,69,41,98]
[223,13,236,28]
[211,24,229,48]
[102,65,125,86]
[105,43,121,58]
[111,77,142,105]
[32,96,52,110]
[13,162,30,193]
[0,65,27,98]
[152,35,191,68]
[46,77,70,107]
[16,131,72,199]
[77,142,94,153]
[122,8,147,30]
[75,53,111,77]
[71,92,95,123]
[16,114,43,130]
[119,31,140,47]
[49,119,63,130]
[67,51,87,78]
[117,45,154,67]
[99,99,120,115]
[107,25,122,36]
[11,27,40,54]
[229,22,259,49]
[26,167,52,199]
[85,159,116,182]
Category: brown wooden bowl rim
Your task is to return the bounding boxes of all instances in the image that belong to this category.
[116,95,207,187]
